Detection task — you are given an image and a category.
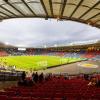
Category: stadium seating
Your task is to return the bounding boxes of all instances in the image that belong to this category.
[0,48,100,60]
[0,51,8,56]
[1,76,100,100]
[92,55,100,60]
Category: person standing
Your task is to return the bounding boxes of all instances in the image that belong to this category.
[34,72,39,83]
[39,72,44,82]
[21,71,26,81]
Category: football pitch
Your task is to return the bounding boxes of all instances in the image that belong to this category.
[0,55,85,71]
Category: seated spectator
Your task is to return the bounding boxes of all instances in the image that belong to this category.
[45,73,52,81]
[88,77,97,86]
[96,78,100,87]
[84,74,89,80]
[64,75,69,80]
[18,78,27,86]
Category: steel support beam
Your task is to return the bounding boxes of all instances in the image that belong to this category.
[70,0,83,17]
[4,0,25,16]
[21,0,37,16]
[40,0,48,17]
[49,0,53,16]
[60,0,67,17]
[79,1,100,19]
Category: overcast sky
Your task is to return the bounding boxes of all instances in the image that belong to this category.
[0,18,100,47]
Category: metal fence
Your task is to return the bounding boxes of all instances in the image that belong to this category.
[0,71,22,81]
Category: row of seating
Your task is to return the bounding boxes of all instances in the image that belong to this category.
[0,77,100,100]
[0,51,8,56]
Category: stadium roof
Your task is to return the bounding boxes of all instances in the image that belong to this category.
[0,0,99,28]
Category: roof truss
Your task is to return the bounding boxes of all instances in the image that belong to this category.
[70,0,84,18]
[60,0,67,17]
[79,1,100,19]
[21,0,36,16]
[3,0,25,16]
[87,12,100,21]
[40,0,48,17]
[0,0,99,28]
[49,0,54,16]
[0,5,17,17]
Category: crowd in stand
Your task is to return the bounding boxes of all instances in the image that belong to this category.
[2,73,100,100]
[18,71,52,87]
[83,74,100,87]
[0,48,100,59]
[18,70,100,88]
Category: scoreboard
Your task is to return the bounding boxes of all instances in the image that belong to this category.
[18,48,26,51]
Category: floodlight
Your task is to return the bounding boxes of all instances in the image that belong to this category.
[5,42,9,45]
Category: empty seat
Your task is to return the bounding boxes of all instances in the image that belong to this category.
[0,95,8,100]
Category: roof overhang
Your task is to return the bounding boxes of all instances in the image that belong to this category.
[0,0,99,28]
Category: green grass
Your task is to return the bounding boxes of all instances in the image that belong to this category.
[0,55,84,71]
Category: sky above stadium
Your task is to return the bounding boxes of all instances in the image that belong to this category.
[0,18,100,48]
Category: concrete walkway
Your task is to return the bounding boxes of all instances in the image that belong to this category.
[38,60,100,75]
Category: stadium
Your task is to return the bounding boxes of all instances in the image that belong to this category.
[0,0,100,100]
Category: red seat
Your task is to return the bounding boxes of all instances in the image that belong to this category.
[0,95,8,100]
[21,92,31,97]
[10,97,31,100]
[40,98,52,100]
[54,93,64,98]
[7,91,16,96]
[3,77,98,100]
[10,97,22,100]
[53,98,62,100]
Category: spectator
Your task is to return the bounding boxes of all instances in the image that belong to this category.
[21,71,26,81]
[32,72,35,82]
[88,77,97,86]
[34,72,39,83]
[96,78,100,87]
[39,72,44,82]
[84,74,89,80]
[45,73,52,81]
